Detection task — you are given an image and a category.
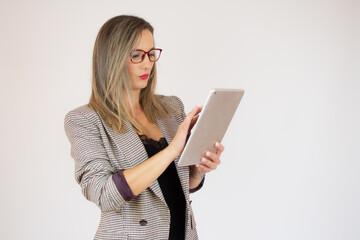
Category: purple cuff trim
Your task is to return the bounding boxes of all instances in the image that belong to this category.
[112,170,136,201]
[189,175,205,193]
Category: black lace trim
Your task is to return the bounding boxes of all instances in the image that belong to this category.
[138,134,168,149]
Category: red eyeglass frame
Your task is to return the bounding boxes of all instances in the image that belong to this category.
[129,48,163,63]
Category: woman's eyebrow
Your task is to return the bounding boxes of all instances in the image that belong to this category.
[134,47,155,51]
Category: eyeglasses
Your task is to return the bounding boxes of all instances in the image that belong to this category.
[129,48,162,64]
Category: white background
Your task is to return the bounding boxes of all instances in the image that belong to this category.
[1,0,359,239]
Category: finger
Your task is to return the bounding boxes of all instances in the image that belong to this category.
[214,142,225,154]
[191,114,199,124]
[189,107,202,128]
[196,163,213,173]
[183,106,201,129]
[189,114,199,130]
[182,107,196,126]
[204,151,221,165]
[193,164,206,176]
[188,106,201,117]
[200,156,219,169]
[184,106,199,124]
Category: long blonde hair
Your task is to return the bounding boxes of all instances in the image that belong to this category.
[88,15,168,133]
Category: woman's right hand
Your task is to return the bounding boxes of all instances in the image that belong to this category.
[168,106,202,157]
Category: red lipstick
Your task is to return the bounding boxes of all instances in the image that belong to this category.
[139,74,149,80]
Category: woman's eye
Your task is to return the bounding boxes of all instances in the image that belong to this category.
[132,54,140,59]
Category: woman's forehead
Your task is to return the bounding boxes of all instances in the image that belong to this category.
[133,29,154,51]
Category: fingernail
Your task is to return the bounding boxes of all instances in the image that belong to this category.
[215,142,220,147]
[206,152,211,157]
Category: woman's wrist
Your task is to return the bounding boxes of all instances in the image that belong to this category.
[189,167,205,191]
[165,144,180,160]
[190,166,204,180]
[192,174,205,182]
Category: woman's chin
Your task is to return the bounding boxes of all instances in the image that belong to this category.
[132,83,148,91]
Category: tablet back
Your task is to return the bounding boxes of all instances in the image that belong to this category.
[178,88,244,166]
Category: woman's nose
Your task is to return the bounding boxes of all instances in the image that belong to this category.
[141,55,153,69]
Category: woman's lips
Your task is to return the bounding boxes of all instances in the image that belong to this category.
[139,74,149,80]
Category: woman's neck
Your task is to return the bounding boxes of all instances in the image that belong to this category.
[128,89,142,114]
[132,90,141,108]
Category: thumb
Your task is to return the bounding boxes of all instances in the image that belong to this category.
[183,106,199,127]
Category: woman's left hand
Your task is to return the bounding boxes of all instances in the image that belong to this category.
[190,141,224,179]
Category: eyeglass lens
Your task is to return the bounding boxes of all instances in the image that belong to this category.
[130,49,161,63]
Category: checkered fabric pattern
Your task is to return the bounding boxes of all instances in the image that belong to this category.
[64,96,199,240]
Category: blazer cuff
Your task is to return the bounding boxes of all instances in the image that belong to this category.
[189,175,205,193]
[112,170,136,201]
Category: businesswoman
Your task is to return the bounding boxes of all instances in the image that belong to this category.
[64,15,224,240]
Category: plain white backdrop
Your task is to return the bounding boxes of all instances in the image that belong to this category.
[1,0,359,239]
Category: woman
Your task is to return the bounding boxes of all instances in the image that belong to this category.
[64,15,224,240]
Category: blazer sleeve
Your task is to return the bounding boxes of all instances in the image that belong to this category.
[64,109,126,212]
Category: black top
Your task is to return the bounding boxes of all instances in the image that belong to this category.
[139,134,186,240]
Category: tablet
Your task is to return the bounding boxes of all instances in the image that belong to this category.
[178,88,244,167]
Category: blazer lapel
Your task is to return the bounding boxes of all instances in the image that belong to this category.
[156,118,176,151]
[157,118,190,201]
[99,116,167,205]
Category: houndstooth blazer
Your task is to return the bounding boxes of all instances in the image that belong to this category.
[64,95,199,240]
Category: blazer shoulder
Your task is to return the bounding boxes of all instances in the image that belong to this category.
[156,95,186,124]
[64,104,102,131]
[157,95,185,112]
